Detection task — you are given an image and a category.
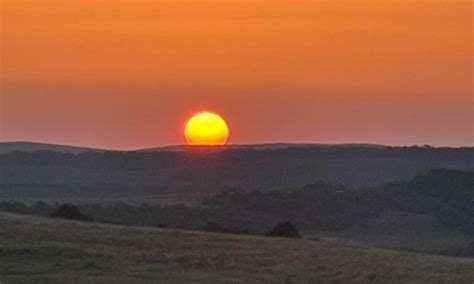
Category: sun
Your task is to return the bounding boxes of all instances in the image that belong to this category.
[184,112,229,146]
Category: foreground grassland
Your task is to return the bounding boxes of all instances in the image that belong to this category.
[0,213,473,283]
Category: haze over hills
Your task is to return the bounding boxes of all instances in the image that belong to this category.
[0,142,473,265]
[1,142,473,202]
[3,169,471,257]
[137,143,389,153]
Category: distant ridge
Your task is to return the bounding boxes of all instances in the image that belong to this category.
[136,143,388,152]
[0,142,105,154]
[0,142,388,154]
[1,141,469,154]
[1,141,472,191]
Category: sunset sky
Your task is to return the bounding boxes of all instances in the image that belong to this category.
[1,0,472,149]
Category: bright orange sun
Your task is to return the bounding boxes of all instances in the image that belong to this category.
[184,112,229,146]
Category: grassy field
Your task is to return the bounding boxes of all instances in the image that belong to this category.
[0,213,473,283]
[307,211,474,256]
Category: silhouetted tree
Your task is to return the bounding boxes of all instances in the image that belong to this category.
[50,204,92,222]
[267,221,301,238]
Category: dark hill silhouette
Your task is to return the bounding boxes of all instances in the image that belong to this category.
[0,142,104,154]
[137,143,388,152]
[0,141,386,154]
[0,144,472,201]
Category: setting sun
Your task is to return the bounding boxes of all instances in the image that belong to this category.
[184,112,229,146]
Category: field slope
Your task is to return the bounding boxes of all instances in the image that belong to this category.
[0,213,473,283]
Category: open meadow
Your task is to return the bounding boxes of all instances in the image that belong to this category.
[1,212,473,283]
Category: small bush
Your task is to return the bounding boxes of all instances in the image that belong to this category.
[266,221,301,238]
[50,204,92,222]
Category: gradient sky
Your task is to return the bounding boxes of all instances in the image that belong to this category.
[1,0,472,149]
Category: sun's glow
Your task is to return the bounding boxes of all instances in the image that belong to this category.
[184,112,229,146]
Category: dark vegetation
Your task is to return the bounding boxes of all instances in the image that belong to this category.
[266,221,301,238]
[0,143,472,256]
[50,204,92,222]
[1,146,472,202]
[1,169,471,233]
[1,169,472,252]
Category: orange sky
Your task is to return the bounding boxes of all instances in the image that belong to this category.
[1,0,472,149]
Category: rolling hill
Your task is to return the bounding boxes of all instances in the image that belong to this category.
[0,212,473,283]
[2,169,472,257]
[1,142,472,202]
[0,142,104,154]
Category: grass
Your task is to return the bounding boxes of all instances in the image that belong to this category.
[309,211,474,256]
[0,213,473,283]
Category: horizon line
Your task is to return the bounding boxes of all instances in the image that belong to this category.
[1,140,473,152]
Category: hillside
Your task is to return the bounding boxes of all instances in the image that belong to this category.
[1,144,472,203]
[1,169,472,257]
[0,142,386,154]
[0,142,104,154]
[138,143,387,152]
[0,213,473,283]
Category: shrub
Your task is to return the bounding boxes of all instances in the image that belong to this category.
[266,221,301,238]
[50,204,92,222]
